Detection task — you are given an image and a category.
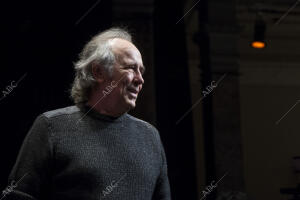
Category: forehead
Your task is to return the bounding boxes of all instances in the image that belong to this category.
[110,38,143,64]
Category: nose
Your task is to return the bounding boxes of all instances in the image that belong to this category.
[133,70,144,86]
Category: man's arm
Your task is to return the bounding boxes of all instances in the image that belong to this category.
[5,115,53,200]
[152,143,171,200]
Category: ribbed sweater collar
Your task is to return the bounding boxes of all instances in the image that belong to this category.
[77,103,128,122]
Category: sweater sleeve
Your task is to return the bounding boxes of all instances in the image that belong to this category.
[5,114,53,200]
[151,129,171,200]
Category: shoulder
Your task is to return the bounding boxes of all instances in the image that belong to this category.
[126,114,161,141]
[126,114,156,130]
[30,106,81,131]
[29,106,81,139]
[126,115,166,164]
[41,105,80,119]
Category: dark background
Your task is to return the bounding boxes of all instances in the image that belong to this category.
[1,0,300,199]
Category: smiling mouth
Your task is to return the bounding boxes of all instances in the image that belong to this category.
[127,88,139,98]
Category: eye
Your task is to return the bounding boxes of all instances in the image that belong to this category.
[126,65,135,70]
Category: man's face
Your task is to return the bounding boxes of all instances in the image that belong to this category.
[107,39,145,111]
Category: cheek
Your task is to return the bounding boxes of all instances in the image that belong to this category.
[115,73,134,95]
[122,73,134,86]
[126,72,134,81]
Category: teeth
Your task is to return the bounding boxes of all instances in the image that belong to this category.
[128,88,138,93]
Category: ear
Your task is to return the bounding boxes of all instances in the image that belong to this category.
[92,63,105,83]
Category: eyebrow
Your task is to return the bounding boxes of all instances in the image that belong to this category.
[125,62,145,74]
[140,65,146,74]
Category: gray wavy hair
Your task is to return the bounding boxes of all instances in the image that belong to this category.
[70,27,132,104]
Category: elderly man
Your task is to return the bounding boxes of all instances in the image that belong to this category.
[7,28,171,200]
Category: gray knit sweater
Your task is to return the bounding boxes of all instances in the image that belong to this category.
[6,105,171,200]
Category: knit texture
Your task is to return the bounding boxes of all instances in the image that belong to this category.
[6,104,171,200]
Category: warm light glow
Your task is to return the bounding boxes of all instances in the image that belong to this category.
[251,41,266,49]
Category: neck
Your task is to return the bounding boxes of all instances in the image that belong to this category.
[87,90,128,117]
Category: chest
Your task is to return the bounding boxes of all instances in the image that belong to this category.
[52,129,162,188]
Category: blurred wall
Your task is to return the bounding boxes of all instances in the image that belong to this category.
[238,2,300,200]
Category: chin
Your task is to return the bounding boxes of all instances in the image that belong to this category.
[123,95,137,109]
[125,100,136,110]
[128,102,136,109]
